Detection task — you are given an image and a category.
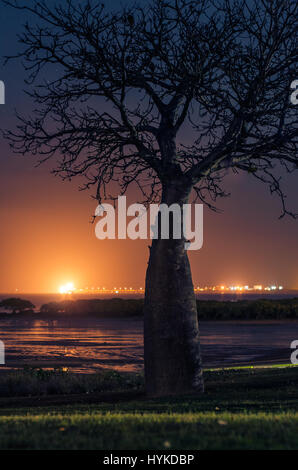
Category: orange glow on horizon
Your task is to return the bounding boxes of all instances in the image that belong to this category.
[59,282,75,294]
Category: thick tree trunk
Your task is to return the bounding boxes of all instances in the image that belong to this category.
[144,181,204,397]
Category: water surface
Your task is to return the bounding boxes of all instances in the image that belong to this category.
[1,318,297,373]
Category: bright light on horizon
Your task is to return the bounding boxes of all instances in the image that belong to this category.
[59,282,75,294]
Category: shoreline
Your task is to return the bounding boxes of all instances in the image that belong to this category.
[0,318,297,374]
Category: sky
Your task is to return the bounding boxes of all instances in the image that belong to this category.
[0,1,297,294]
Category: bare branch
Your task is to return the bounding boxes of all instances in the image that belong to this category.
[1,0,297,214]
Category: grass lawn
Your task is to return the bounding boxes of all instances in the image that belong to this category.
[0,366,298,450]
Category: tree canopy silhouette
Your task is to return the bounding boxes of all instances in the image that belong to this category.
[2,0,298,396]
[0,298,35,314]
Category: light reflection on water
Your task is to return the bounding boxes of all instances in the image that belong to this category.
[0,318,144,373]
[1,318,298,373]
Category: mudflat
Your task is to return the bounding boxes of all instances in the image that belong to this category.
[0,318,297,373]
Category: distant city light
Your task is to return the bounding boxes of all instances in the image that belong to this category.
[59,282,75,294]
[61,284,285,295]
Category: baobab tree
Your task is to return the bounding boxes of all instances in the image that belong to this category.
[2,0,297,396]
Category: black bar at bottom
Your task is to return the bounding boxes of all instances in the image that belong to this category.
[0,450,295,466]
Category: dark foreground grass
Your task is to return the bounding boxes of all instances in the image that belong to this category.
[0,366,298,450]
